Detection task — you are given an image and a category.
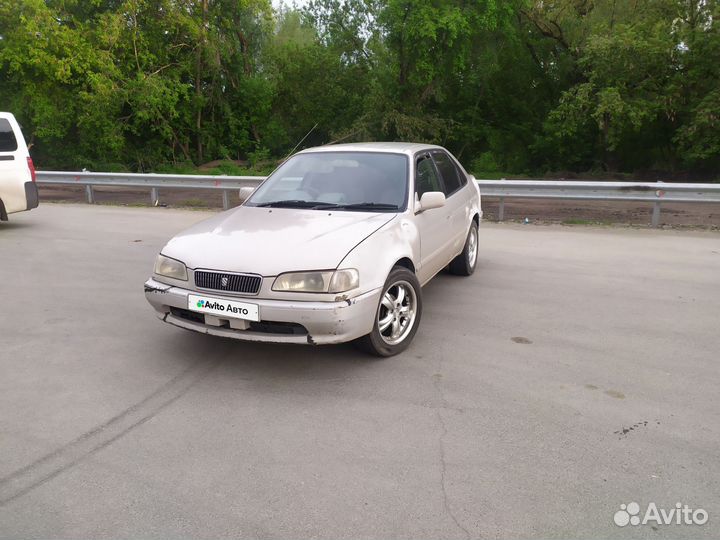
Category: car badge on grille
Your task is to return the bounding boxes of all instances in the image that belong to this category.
[221,276,229,287]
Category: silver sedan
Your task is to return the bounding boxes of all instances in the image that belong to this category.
[145,142,482,356]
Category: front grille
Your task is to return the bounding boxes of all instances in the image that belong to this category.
[169,307,308,336]
[170,307,205,324]
[249,321,308,335]
[194,270,262,294]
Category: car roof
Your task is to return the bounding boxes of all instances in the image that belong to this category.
[297,142,444,156]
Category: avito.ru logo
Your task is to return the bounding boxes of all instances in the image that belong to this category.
[614,502,708,527]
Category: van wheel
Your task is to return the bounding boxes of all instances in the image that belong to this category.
[355,266,422,357]
[449,222,478,276]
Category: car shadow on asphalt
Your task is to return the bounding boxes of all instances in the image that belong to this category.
[0,221,33,231]
[149,274,465,384]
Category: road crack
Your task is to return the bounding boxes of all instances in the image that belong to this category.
[433,372,472,540]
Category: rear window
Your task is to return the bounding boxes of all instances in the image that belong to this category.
[0,119,18,152]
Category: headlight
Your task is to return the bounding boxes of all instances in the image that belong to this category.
[154,254,188,281]
[272,269,359,293]
[328,268,359,293]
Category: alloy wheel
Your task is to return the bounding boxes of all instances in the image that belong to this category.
[377,280,418,346]
[467,225,478,269]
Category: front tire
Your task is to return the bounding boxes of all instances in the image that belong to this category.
[355,267,422,357]
[449,221,478,276]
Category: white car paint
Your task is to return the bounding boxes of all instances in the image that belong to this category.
[161,206,397,277]
[0,112,38,220]
[145,142,482,351]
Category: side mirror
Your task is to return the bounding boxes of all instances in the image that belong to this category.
[239,186,256,201]
[416,191,446,213]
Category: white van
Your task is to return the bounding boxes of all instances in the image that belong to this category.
[0,112,38,221]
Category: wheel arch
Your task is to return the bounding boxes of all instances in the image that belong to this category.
[393,257,415,273]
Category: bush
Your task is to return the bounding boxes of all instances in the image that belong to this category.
[470,152,501,174]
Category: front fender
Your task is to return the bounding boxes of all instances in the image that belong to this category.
[338,215,419,293]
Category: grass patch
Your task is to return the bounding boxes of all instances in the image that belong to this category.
[562,218,613,226]
[153,162,200,175]
[153,160,275,177]
[471,170,530,180]
[178,198,209,208]
[122,202,151,208]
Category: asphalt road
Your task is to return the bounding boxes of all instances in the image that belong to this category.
[1,204,719,539]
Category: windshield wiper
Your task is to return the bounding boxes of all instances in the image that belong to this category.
[313,202,400,211]
[254,200,321,208]
[255,200,400,211]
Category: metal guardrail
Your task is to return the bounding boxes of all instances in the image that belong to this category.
[478,179,720,227]
[36,171,262,211]
[36,171,720,227]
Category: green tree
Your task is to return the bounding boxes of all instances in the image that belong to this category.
[1,0,718,176]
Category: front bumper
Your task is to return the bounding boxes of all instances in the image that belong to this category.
[144,278,381,345]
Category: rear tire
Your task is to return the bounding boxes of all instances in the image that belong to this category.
[355,266,422,357]
[449,221,478,276]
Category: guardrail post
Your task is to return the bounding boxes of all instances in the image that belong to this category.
[652,202,661,228]
[150,187,159,206]
[85,185,95,204]
[222,190,230,210]
[497,177,506,221]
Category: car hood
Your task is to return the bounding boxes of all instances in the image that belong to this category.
[162,206,397,276]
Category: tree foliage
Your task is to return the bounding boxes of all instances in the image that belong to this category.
[0,0,718,176]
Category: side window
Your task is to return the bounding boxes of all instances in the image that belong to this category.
[415,155,441,197]
[432,151,465,196]
[0,118,18,152]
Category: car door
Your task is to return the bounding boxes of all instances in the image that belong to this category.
[0,113,31,215]
[431,150,470,262]
[413,152,453,284]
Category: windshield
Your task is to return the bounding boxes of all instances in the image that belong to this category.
[246,151,409,211]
